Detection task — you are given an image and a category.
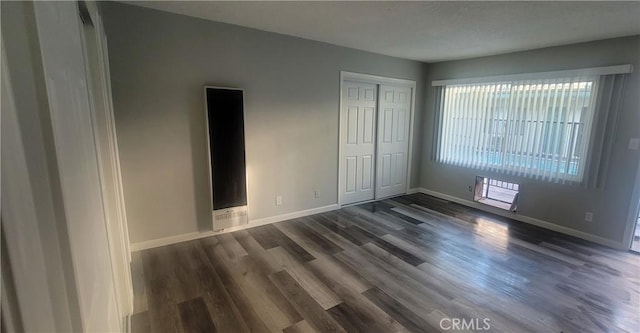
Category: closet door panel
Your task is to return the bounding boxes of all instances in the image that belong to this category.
[376,85,411,199]
[340,81,377,205]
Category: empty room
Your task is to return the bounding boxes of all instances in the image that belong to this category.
[2,1,640,332]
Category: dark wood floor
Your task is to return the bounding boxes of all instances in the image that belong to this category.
[130,194,640,333]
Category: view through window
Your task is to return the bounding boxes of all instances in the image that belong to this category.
[436,77,597,182]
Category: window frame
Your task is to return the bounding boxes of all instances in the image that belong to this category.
[434,76,600,182]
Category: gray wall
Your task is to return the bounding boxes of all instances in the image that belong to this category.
[101,2,427,243]
[420,36,640,244]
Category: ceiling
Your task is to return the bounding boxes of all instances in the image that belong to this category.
[123,1,640,63]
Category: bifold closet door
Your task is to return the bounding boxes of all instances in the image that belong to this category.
[376,85,411,199]
[340,81,377,205]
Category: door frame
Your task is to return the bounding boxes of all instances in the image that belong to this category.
[32,1,129,330]
[79,1,134,320]
[1,35,62,332]
[338,71,417,206]
[622,159,640,250]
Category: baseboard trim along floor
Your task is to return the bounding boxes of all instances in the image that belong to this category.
[414,187,624,250]
[131,188,623,252]
[130,204,340,252]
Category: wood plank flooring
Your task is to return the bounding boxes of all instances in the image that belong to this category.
[130,194,640,333]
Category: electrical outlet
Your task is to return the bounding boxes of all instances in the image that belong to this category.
[314,190,320,198]
[585,212,593,222]
[468,186,473,192]
[276,195,282,206]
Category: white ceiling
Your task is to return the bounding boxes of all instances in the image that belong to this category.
[123,1,640,63]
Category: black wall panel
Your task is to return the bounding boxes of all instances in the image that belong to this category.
[205,87,247,210]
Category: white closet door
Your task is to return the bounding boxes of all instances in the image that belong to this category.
[340,81,377,205]
[376,85,412,199]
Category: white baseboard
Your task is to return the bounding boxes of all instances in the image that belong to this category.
[249,204,339,226]
[414,188,624,250]
[406,187,423,194]
[130,204,339,252]
[131,189,625,251]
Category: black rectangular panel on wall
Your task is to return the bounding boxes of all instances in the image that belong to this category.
[205,87,247,210]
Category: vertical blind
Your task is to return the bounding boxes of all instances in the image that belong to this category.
[434,76,599,183]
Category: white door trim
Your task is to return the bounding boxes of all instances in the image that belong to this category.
[33,1,122,330]
[79,1,134,321]
[622,159,640,250]
[338,71,417,206]
[1,36,60,333]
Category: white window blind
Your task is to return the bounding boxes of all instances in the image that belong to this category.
[435,76,599,182]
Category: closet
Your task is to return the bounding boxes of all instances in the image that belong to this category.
[339,73,415,205]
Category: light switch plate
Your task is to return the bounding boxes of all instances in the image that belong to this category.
[629,138,640,150]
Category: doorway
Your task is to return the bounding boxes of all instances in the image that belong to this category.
[625,160,640,253]
[338,72,416,206]
[631,211,640,252]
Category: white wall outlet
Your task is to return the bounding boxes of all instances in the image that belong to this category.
[276,195,282,206]
[628,138,640,150]
[585,212,594,222]
[314,190,320,198]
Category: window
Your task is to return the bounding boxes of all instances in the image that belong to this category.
[435,77,597,182]
[474,176,519,211]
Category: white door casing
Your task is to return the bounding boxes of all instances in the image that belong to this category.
[1,37,59,333]
[340,81,377,205]
[80,1,134,323]
[33,1,121,331]
[376,85,412,199]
